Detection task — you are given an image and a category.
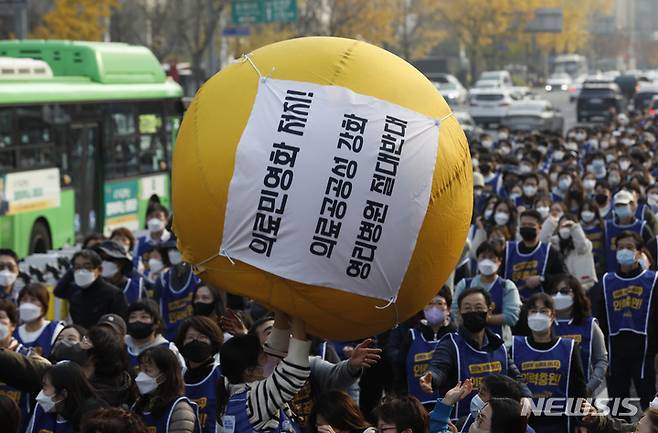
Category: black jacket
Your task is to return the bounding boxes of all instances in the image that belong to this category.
[92,370,135,408]
[428,326,532,397]
[499,240,567,290]
[55,272,128,328]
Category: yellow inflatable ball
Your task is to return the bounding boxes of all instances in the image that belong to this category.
[173,36,472,340]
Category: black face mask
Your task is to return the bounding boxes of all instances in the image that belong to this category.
[594,193,608,205]
[461,311,488,333]
[181,340,214,363]
[193,302,215,317]
[49,341,89,366]
[127,321,154,340]
[519,226,537,242]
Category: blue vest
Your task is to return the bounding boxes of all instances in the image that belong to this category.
[26,404,74,433]
[223,389,300,433]
[186,365,222,433]
[504,241,550,300]
[14,320,60,357]
[582,224,605,272]
[553,318,596,381]
[123,274,145,305]
[463,277,505,336]
[603,271,656,337]
[604,219,646,272]
[406,328,440,404]
[160,267,201,340]
[127,340,172,368]
[140,396,201,433]
[484,173,501,194]
[449,333,509,419]
[636,204,648,221]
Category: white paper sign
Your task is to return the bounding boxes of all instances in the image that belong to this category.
[221,78,440,301]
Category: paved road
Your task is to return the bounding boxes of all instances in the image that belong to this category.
[542,89,578,133]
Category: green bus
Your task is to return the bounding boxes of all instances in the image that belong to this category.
[0,40,184,257]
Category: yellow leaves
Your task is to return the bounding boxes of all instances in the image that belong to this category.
[30,0,118,41]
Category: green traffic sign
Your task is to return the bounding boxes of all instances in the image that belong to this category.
[232,0,297,25]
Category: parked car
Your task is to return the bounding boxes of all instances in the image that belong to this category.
[545,72,571,92]
[454,111,481,143]
[479,70,513,87]
[472,79,503,90]
[431,73,468,106]
[468,88,517,128]
[576,81,624,123]
[633,83,658,111]
[502,100,564,134]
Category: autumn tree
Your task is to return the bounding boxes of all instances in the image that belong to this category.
[31,0,118,41]
[388,0,448,61]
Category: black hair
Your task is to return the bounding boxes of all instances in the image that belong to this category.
[17,282,50,316]
[248,314,275,336]
[548,274,592,325]
[192,284,225,317]
[109,227,136,252]
[489,398,527,433]
[55,324,88,342]
[0,299,17,325]
[556,214,577,254]
[457,287,492,309]
[475,241,501,260]
[174,316,224,356]
[614,230,643,249]
[44,361,100,428]
[217,334,264,415]
[147,204,169,219]
[0,395,20,433]
[309,390,370,433]
[519,209,542,225]
[80,407,148,433]
[374,395,429,433]
[125,299,164,335]
[82,233,106,249]
[437,285,453,311]
[0,249,19,265]
[134,346,184,420]
[481,374,524,401]
[71,249,102,269]
[87,325,129,379]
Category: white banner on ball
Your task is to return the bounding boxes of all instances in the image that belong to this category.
[220,78,441,302]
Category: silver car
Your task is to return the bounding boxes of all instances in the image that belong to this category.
[431,73,468,106]
[502,100,564,134]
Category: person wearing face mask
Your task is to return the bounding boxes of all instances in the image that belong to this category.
[502,210,567,301]
[541,215,597,290]
[54,249,128,328]
[0,249,20,302]
[309,390,374,433]
[109,227,136,257]
[125,300,186,370]
[551,173,573,203]
[14,283,64,357]
[423,288,531,421]
[375,395,429,433]
[550,275,608,397]
[26,361,107,433]
[590,231,658,410]
[608,169,623,191]
[176,316,223,433]
[512,293,587,433]
[452,242,521,342]
[132,346,200,433]
[93,240,151,305]
[491,199,517,233]
[218,312,310,433]
[579,200,606,278]
[478,155,503,197]
[535,198,552,222]
[588,154,608,181]
[402,290,456,408]
[516,174,541,209]
[593,181,613,220]
[603,190,654,273]
[430,380,528,433]
[133,204,172,268]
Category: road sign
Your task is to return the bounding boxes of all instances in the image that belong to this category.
[232,0,297,25]
[525,8,563,33]
[223,26,252,37]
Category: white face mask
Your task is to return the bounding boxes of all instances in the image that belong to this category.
[470,393,487,419]
[148,258,164,273]
[558,178,572,191]
[651,395,658,409]
[528,312,552,333]
[168,250,183,266]
[552,293,574,310]
[558,227,571,239]
[523,185,537,197]
[74,269,96,288]
[101,261,119,278]
[484,209,494,220]
[494,212,510,226]
[581,210,595,223]
[583,179,596,190]
[478,259,499,276]
[0,270,17,287]
[135,371,161,395]
[537,206,550,219]
[19,302,42,322]
[0,322,9,341]
[147,218,165,233]
[36,390,60,413]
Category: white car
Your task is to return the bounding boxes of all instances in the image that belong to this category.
[479,70,513,87]
[502,100,564,134]
[545,73,572,92]
[468,88,517,128]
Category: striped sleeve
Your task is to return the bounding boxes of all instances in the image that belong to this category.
[248,337,311,430]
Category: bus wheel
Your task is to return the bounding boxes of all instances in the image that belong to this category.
[29,220,51,254]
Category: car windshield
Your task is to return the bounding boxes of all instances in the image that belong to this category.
[437,82,457,90]
[475,94,504,101]
[475,81,498,88]
[505,116,543,125]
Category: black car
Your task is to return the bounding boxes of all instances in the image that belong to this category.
[576,81,624,123]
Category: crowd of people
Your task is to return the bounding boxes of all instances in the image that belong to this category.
[3,110,658,433]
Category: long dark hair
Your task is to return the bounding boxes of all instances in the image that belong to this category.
[87,325,129,379]
[309,391,370,433]
[217,334,263,416]
[45,361,100,427]
[192,284,225,317]
[556,215,577,254]
[524,293,556,338]
[134,346,184,419]
[80,407,148,433]
[0,395,20,433]
[549,274,592,325]
[489,398,527,433]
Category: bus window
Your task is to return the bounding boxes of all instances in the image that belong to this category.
[0,108,14,170]
[137,103,166,173]
[105,104,140,179]
[16,107,53,169]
